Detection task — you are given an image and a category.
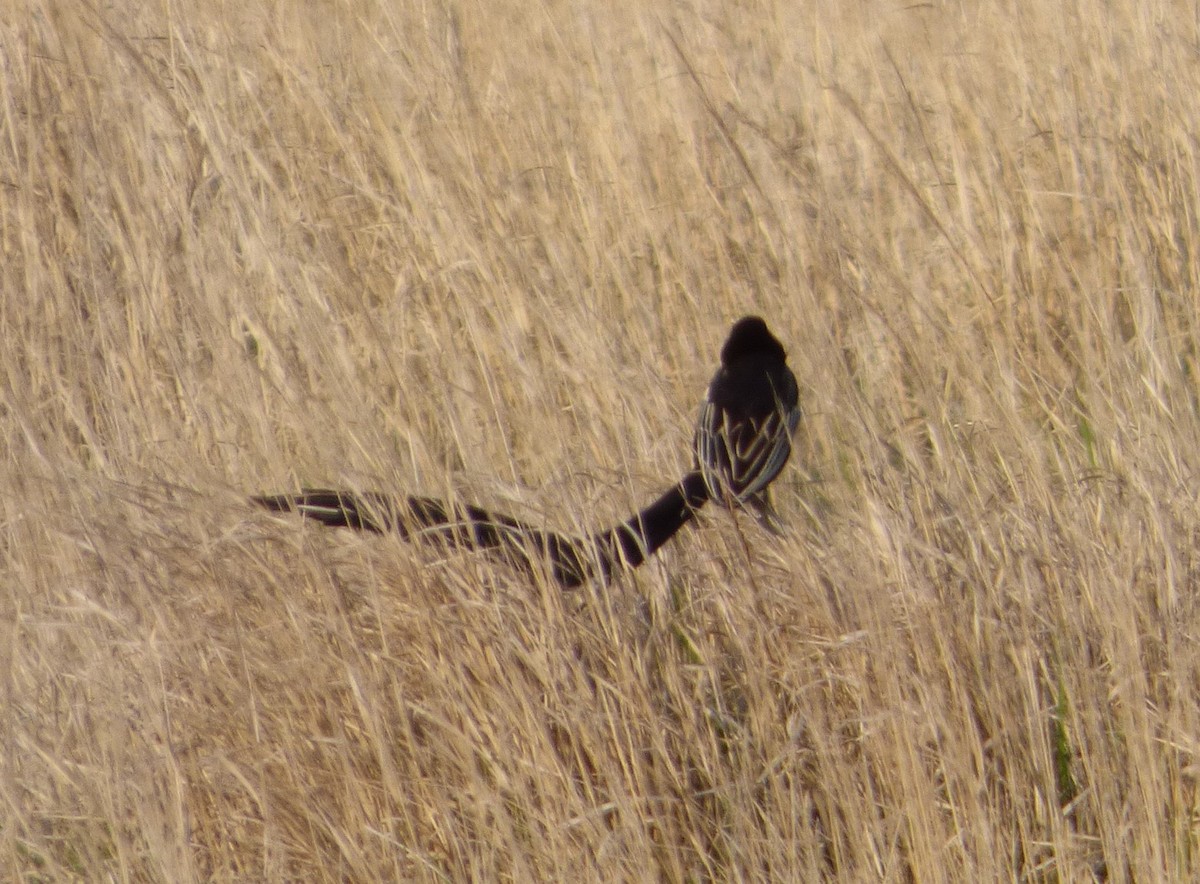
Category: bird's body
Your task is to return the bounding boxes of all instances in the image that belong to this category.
[254,315,796,588]
[693,316,800,524]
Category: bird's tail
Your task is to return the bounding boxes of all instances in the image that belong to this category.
[253,472,711,589]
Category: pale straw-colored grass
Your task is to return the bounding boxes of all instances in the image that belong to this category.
[3,1,1200,879]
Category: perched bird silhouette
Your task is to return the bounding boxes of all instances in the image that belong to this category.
[692,316,800,529]
[254,316,798,587]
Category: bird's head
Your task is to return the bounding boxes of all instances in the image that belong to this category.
[720,315,787,366]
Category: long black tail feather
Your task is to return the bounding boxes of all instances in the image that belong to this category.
[252,471,711,588]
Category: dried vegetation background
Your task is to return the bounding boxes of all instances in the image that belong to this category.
[4,0,1200,880]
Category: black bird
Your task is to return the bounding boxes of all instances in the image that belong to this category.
[692,316,800,528]
[253,316,796,586]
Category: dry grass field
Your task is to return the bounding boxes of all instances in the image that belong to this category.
[4,0,1200,880]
